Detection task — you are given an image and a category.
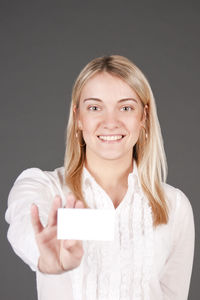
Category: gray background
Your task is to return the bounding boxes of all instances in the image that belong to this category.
[1,0,199,299]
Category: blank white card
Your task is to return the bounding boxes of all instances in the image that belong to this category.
[57,208,115,241]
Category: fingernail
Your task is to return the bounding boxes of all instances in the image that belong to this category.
[67,192,75,200]
[55,195,61,201]
[67,192,73,197]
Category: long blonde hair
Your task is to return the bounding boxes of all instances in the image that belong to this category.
[64,55,169,227]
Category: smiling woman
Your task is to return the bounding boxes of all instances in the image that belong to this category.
[65,56,167,225]
[5,55,195,300]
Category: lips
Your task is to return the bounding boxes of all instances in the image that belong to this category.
[97,135,125,141]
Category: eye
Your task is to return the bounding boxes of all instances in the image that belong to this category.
[88,105,101,111]
[120,106,134,111]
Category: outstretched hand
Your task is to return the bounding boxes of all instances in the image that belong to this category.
[31,193,84,274]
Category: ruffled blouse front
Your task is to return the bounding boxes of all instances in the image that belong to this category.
[70,162,153,300]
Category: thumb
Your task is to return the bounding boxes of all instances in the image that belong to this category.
[31,203,44,234]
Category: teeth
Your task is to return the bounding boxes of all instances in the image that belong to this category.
[98,135,123,141]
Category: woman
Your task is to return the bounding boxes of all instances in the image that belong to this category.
[5,55,195,300]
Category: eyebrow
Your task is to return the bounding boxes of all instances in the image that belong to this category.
[83,97,138,103]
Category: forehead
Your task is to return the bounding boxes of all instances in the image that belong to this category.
[80,72,140,102]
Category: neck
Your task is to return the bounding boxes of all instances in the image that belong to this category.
[85,151,134,190]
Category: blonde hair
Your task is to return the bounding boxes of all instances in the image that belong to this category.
[64,55,169,227]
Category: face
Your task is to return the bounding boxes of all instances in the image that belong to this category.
[76,72,147,162]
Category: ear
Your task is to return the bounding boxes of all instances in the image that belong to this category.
[77,120,83,130]
[73,105,76,113]
[74,105,83,130]
[141,104,148,126]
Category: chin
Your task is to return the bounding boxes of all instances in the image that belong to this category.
[97,152,126,161]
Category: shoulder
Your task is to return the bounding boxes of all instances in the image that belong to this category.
[161,182,194,222]
[14,166,65,187]
[9,166,70,205]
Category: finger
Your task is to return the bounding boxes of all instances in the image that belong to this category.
[62,239,83,251]
[47,195,62,227]
[75,200,84,209]
[63,240,84,260]
[60,240,84,271]
[31,203,44,234]
[63,239,77,249]
[65,193,76,208]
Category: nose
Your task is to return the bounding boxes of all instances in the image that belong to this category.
[102,110,120,130]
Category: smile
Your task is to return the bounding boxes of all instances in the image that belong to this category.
[97,135,125,141]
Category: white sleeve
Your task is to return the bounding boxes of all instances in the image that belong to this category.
[5,168,60,272]
[159,188,195,300]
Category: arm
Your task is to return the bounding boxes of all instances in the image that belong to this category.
[159,188,195,300]
[5,168,84,273]
[5,168,53,271]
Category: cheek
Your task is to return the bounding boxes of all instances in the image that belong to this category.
[126,117,142,132]
[79,116,98,133]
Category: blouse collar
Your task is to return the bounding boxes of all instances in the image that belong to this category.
[82,159,142,196]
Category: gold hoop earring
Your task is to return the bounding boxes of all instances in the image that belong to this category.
[76,130,86,147]
[142,127,148,140]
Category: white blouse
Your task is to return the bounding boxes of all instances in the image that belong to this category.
[5,161,195,300]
